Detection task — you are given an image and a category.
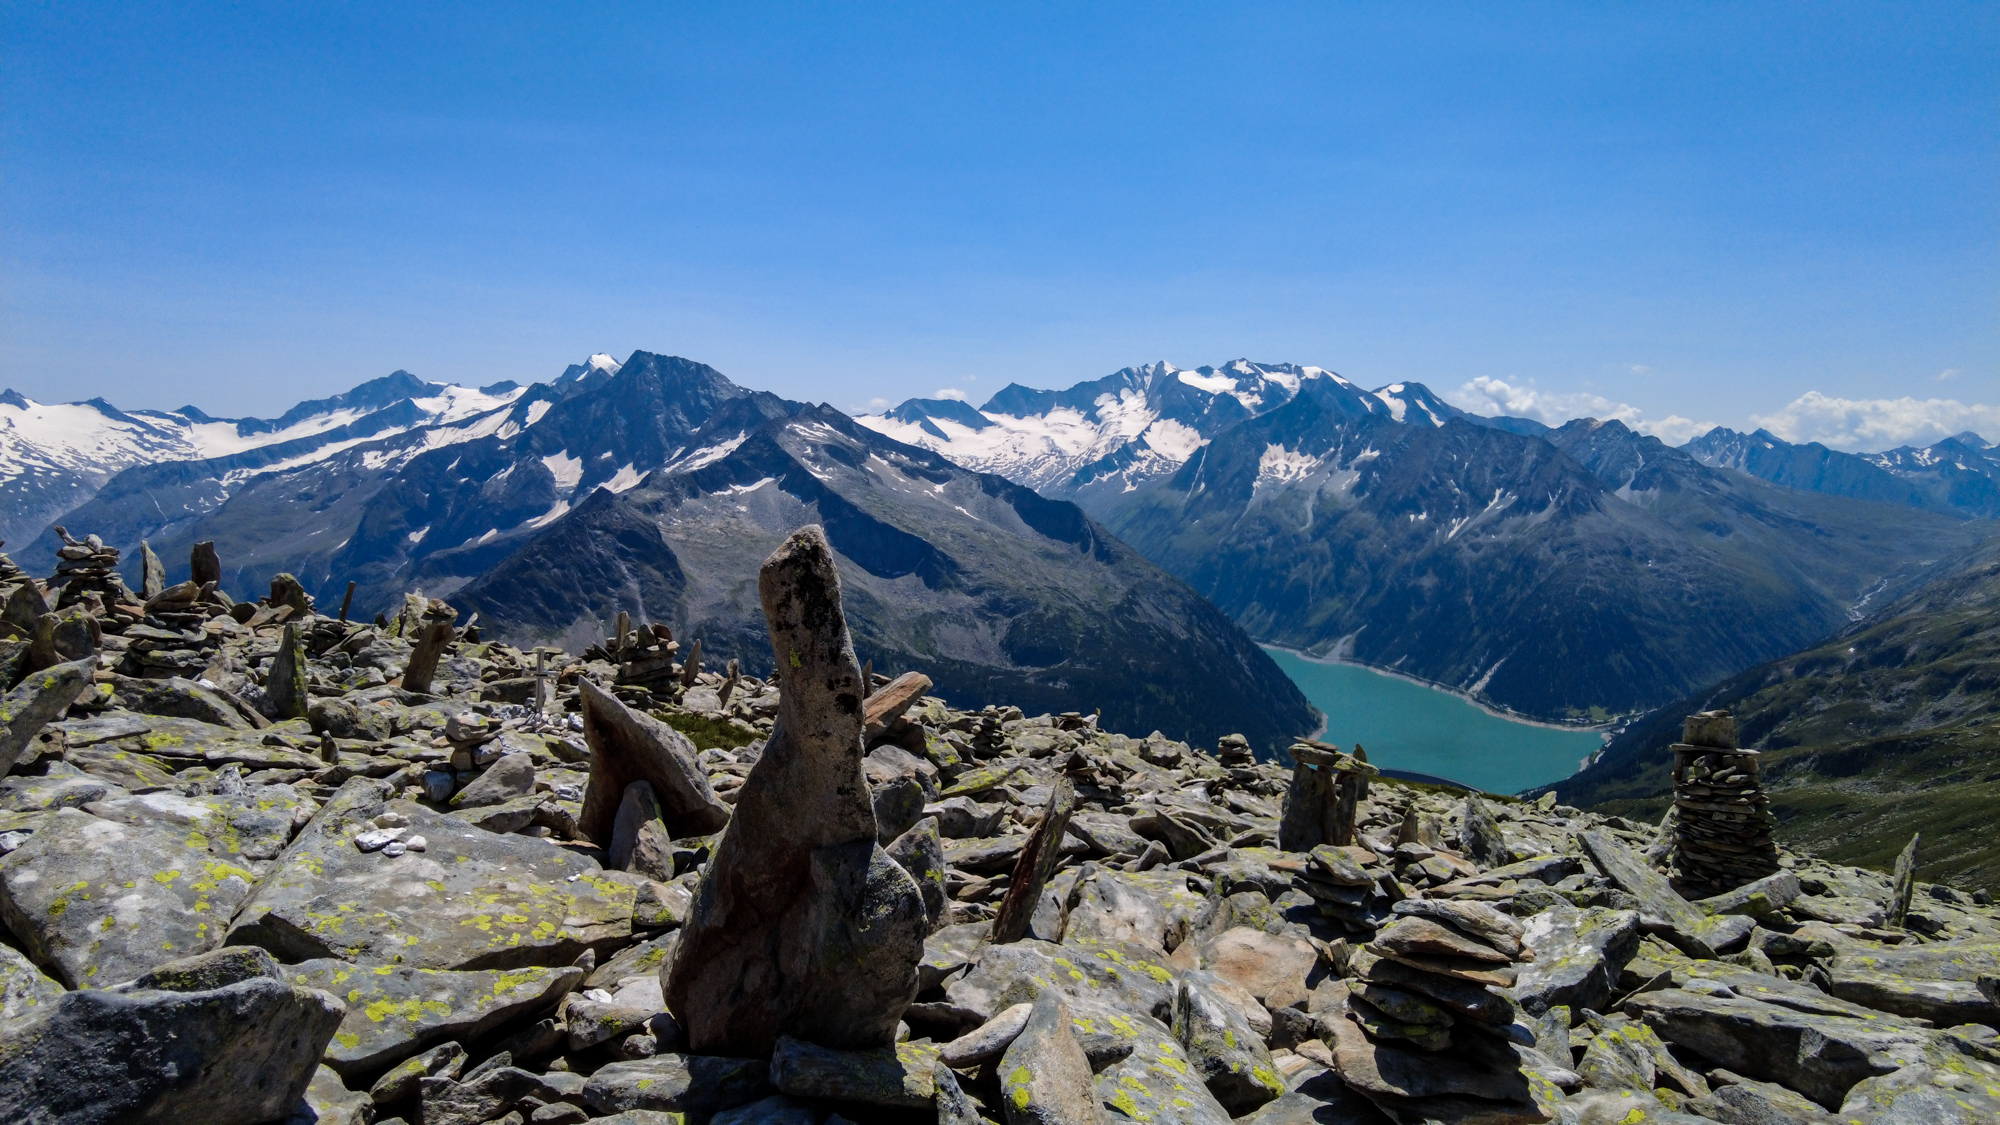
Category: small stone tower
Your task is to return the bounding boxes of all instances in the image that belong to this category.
[1670,709,1781,897]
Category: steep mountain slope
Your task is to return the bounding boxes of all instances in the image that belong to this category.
[1095,378,1991,722]
[1543,536,2000,890]
[0,368,542,554]
[1685,426,2000,518]
[457,404,1316,750]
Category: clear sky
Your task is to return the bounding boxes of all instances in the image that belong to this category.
[4,3,1995,449]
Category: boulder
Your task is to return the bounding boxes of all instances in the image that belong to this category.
[665,527,927,1055]
[450,752,537,809]
[279,958,582,1076]
[227,779,633,970]
[947,936,1178,1024]
[107,676,251,731]
[1509,905,1641,1016]
[1622,987,1933,1110]
[266,623,309,721]
[0,940,65,1022]
[0,973,344,1125]
[1084,998,1233,1125]
[578,680,728,844]
[1173,969,1286,1114]
[998,989,1105,1125]
[0,659,95,775]
[884,814,949,932]
[1202,926,1322,1009]
[289,1063,374,1125]
[1579,828,1717,958]
[0,807,258,987]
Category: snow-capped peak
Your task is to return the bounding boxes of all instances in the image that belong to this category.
[588,353,622,374]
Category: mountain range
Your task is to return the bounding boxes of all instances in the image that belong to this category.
[1683,425,2000,518]
[867,365,1995,723]
[0,353,1315,751]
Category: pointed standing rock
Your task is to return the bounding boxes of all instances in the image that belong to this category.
[991,775,1076,944]
[665,525,928,1056]
[190,540,222,586]
[139,540,166,599]
[1888,833,1920,929]
[578,679,729,844]
[401,603,458,695]
[1461,794,1512,867]
[265,622,309,720]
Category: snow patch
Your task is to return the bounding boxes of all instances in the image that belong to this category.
[542,451,584,494]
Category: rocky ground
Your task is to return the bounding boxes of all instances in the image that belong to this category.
[0,526,1996,1124]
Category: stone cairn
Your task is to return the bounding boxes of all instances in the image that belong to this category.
[1335,897,1538,1121]
[46,526,130,614]
[1669,709,1780,897]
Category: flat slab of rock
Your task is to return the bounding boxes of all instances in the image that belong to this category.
[1622,987,1933,1110]
[0,807,258,987]
[0,940,63,1022]
[1509,905,1641,1016]
[228,779,633,970]
[947,936,1178,1024]
[279,958,583,1076]
[85,786,306,863]
[0,975,344,1125]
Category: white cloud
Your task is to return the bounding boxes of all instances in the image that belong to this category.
[1749,391,2000,452]
[933,387,968,401]
[863,397,890,412]
[1449,376,1714,445]
[1938,368,1962,382]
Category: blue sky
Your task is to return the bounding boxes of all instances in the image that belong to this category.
[4,3,1994,448]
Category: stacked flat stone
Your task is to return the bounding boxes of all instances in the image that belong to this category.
[47,529,130,611]
[1334,898,1537,1120]
[1670,709,1781,898]
[0,543,27,587]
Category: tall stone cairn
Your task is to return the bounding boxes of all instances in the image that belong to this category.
[1669,709,1780,897]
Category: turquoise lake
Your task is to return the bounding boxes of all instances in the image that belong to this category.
[1262,647,1605,795]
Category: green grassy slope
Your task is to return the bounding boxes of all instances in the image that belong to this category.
[1541,530,2000,893]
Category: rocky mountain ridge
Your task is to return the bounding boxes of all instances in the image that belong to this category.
[0,526,1993,1124]
[1684,426,2000,519]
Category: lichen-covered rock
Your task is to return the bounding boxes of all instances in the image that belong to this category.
[0,940,64,1022]
[769,1034,939,1109]
[227,780,633,970]
[1172,969,1286,1114]
[1509,905,1641,1016]
[999,989,1105,1125]
[279,958,581,1075]
[0,807,257,988]
[0,974,344,1125]
[0,659,96,775]
[948,936,1177,1024]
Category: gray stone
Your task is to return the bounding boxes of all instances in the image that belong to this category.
[1697,871,1802,919]
[770,1034,938,1108]
[228,779,633,970]
[1580,828,1718,958]
[279,958,580,1075]
[266,623,309,721]
[1686,1073,1836,1124]
[113,945,280,993]
[947,936,1178,1024]
[0,767,112,813]
[1174,969,1286,1114]
[0,940,64,1022]
[1622,987,1933,1110]
[872,772,926,844]
[368,1040,467,1105]
[565,997,656,1051]
[418,1064,541,1125]
[609,779,661,872]
[85,787,304,862]
[451,752,537,809]
[885,814,949,932]
[288,1063,373,1125]
[311,696,399,742]
[1460,794,1512,867]
[1834,1036,2000,1124]
[936,1059,985,1125]
[580,1053,774,1116]
[139,541,165,599]
[1363,956,1513,1026]
[1508,904,1641,1016]
[0,974,344,1125]
[999,989,1106,1125]
[1083,998,1233,1125]
[108,675,251,730]
[940,1001,1033,1066]
[666,527,927,1056]
[0,659,95,776]
[1064,866,1172,951]
[579,679,728,843]
[588,930,680,990]
[1323,1003,1543,1106]
[926,795,1005,838]
[0,807,258,987]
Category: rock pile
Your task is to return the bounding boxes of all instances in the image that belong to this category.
[1670,709,1782,898]
[45,526,130,613]
[0,522,1994,1124]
